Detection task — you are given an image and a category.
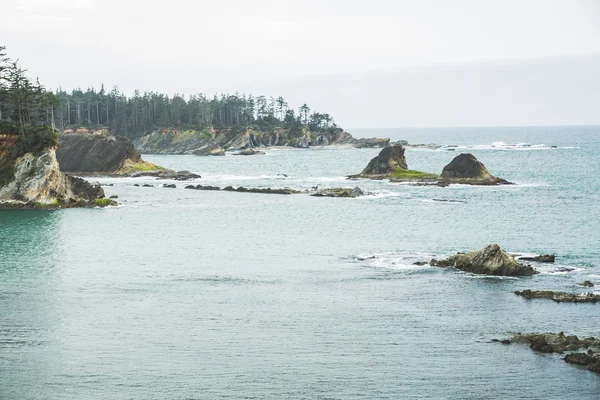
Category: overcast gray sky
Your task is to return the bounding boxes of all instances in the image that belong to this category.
[2,0,599,127]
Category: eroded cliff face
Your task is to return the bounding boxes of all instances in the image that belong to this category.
[0,146,107,207]
[57,133,160,173]
[133,127,357,154]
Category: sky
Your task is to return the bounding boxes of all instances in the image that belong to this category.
[2,0,599,127]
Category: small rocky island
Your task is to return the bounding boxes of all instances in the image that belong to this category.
[439,153,510,185]
[429,244,538,276]
[348,144,438,181]
[349,144,510,185]
[514,289,600,303]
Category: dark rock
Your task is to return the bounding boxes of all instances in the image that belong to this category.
[163,184,176,188]
[439,153,510,185]
[429,258,454,267]
[237,148,266,155]
[222,186,235,191]
[432,244,538,276]
[311,187,364,198]
[67,176,105,200]
[564,352,600,374]
[142,184,153,187]
[185,184,220,191]
[579,281,595,287]
[133,184,140,187]
[357,144,407,176]
[514,289,600,303]
[354,137,390,148]
[57,133,142,172]
[109,195,118,199]
[129,170,201,180]
[413,261,429,266]
[519,254,555,263]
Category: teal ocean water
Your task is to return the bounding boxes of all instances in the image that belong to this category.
[1,126,599,399]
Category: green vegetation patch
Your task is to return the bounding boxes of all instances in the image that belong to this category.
[391,168,438,180]
[95,198,112,207]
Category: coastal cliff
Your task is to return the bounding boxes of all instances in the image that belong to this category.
[133,126,357,154]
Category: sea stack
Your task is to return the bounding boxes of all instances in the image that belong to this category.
[439,153,510,185]
[349,144,438,181]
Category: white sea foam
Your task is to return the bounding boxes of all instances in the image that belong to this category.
[352,251,439,272]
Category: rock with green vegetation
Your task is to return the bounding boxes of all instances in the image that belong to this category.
[431,244,538,276]
[311,187,364,198]
[439,153,510,185]
[349,144,437,182]
[514,290,600,303]
[0,134,112,209]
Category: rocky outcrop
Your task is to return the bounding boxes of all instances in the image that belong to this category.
[349,144,438,182]
[439,153,510,185]
[500,333,600,376]
[579,281,595,287]
[311,187,364,198]
[509,332,600,354]
[514,289,600,303]
[430,244,538,276]
[0,147,112,208]
[519,254,555,263]
[57,133,161,174]
[192,142,225,156]
[354,138,390,148]
[236,148,266,155]
[128,170,200,180]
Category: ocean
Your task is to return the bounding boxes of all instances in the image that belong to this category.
[1,126,599,399]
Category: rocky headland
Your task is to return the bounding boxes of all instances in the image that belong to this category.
[429,244,538,276]
[133,126,358,154]
[57,133,162,175]
[0,132,114,209]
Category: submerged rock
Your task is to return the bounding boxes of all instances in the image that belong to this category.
[579,281,595,287]
[311,187,364,198]
[519,254,555,263]
[236,148,266,155]
[432,244,538,276]
[439,153,510,185]
[514,290,600,303]
[163,184,176,188]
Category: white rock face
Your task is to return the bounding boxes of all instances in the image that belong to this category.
[0,148,76,204]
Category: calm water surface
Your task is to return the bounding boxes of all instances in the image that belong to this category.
[1,126,599,399]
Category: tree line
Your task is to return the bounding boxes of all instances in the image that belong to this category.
[0,45,340,141]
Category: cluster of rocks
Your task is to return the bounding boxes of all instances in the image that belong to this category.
[183,184,299,195]
[128,170,200,180]
[349,143,511,185]
[311,187,364,198]
[514,290,600,303]
[497,333,600,374]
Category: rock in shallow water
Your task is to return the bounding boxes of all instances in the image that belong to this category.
[311,187,364,198]
[514,289,600,303]
[519,254,555,263]
[439,153,510,185]
[430,244,538,276]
